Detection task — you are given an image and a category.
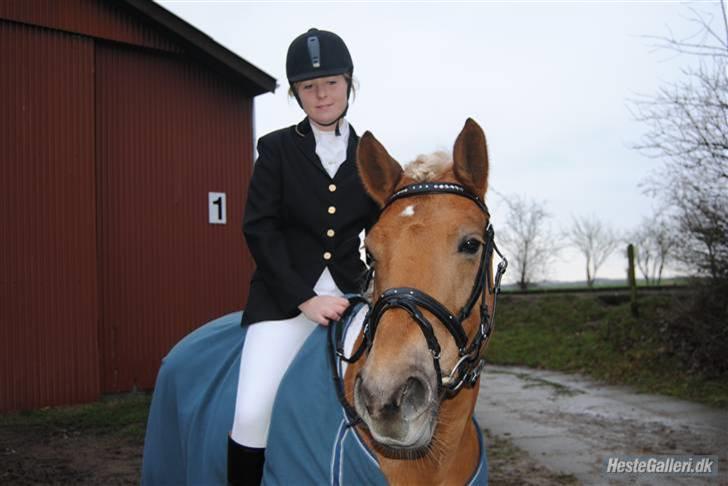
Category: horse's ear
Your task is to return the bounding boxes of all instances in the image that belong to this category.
[453,118,489,197]
[357,131,403,207]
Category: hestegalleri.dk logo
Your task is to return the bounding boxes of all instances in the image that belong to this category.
[604,456,718,476]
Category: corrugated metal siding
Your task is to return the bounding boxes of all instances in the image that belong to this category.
[0,21,99,412]
[0,0,183,54]
[96,42,253,393]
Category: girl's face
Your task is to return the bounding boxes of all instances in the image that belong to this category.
[296,75,348,131]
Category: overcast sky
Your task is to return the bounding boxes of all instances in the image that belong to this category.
[158,0,721,283]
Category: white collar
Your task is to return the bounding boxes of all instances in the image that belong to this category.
[310,118,349,143]
[311,118,349,178]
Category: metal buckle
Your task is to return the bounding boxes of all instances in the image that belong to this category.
[465,359,486,387]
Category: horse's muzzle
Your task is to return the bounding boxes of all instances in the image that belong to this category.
[353,372,437,451]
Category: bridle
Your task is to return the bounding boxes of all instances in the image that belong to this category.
[328,181,508,425]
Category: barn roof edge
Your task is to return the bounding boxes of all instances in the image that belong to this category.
[120,0,277,96]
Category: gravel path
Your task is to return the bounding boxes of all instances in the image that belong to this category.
[474,365,727,485]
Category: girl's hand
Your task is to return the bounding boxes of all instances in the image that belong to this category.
[298,296,350,326]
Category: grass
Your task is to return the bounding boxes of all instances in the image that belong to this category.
[0,392,151,440]
[486,293,728,408]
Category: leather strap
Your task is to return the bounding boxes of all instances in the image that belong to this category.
[385,182,488,214]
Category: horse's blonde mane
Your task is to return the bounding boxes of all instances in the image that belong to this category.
[404,151,452,182]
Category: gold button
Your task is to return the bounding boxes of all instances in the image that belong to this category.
[328,206,336,215]
[323,251,332,260]
[329,184,337,192]
[326,229,335,237]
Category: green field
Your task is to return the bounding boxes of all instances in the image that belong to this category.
[486,292,728,408]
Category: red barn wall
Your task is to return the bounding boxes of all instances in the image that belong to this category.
[0,0,183,54]
[96,42,252,392]
[0,21,100,411]
[1,1,256,411]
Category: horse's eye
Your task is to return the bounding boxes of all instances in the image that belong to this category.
[458,238,481,255]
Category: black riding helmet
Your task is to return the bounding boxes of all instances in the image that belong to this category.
[287,28,353,84]
[286,28,353,134]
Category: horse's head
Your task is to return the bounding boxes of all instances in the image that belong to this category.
[352,119,499,457]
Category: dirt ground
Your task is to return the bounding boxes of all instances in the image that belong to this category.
[0,422,142,485]
[0,413,572,485]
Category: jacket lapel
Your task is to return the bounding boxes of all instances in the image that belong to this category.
[334,125,359,181]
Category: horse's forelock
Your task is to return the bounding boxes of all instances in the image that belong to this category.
[404,151,452,182]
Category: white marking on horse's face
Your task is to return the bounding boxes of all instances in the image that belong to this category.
[400,205,416,217]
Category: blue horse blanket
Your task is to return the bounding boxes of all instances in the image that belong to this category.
[142,311,488,485]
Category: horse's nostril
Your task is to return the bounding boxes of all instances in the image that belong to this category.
[355,376,376,416]
[399,376,428,420]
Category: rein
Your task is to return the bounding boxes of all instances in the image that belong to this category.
[328,182,507,426]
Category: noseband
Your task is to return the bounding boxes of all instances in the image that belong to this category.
[329,182,507,423]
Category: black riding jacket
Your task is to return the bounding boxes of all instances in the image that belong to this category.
[241,118,379,325]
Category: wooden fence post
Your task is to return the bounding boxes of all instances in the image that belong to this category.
[627,244,639,317]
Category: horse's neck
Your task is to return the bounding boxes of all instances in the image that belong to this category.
[343,360,481,486]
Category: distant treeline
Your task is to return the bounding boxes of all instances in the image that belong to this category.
[501,280,690,295]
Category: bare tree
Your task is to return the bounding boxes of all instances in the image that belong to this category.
[627,214,674,285]
[497,194,558,290]
[671,174,728,279]
[564,216,619,288]
[632,1,728,280]
[627,1,728,377]
[641,2,728,59]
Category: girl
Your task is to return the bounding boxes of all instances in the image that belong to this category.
[228,28,379,485]
[141,27,377,486]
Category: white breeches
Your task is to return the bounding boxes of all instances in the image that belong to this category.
[230,268,343,447]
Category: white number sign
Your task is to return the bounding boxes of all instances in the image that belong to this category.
[209,192,226,224]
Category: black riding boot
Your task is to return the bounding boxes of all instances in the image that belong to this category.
[228,436,265,486]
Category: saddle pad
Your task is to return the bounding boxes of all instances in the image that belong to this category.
[142,311,247,485]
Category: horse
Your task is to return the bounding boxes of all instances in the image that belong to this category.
[141,118,506,485]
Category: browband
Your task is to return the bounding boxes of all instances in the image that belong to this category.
[385,182,488,214]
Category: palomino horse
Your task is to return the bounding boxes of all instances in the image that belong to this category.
[341,118,505,484]
[141,118,505,485]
